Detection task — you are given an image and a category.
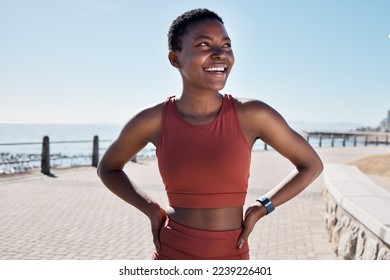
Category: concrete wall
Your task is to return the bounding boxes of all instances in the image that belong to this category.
[323,164,390,260]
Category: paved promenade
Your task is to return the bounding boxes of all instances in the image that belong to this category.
[0,146,389,260]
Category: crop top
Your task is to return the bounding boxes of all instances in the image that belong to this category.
[156,94,251,208]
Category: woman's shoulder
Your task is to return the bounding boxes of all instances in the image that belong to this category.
[136,96,176,118]
[230,95,276,117]
[133,101,165,121]
[119,100,166,141]
[230,95,294,144]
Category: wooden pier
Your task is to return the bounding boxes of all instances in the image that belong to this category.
[302,131,390,147]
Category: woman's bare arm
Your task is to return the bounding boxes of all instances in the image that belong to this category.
[236,99,323,248]
[97,103,166,250]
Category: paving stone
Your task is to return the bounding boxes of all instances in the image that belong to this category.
[1,147,388,260]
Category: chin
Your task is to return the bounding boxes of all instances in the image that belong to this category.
[208,81,227,91]
[215,84,227,91]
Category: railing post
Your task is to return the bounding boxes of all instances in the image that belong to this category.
[331,135,334,147]
[354,135,357,147]
[365,135,368,146]
[264,143,268,150]
[342,135,346,147]
[319,134,322,148]
[41,136,50,175]
[92,135,99,167]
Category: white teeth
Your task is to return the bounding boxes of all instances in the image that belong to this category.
[205,67,225,72]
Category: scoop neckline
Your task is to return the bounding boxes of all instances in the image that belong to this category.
[171,94,227,128]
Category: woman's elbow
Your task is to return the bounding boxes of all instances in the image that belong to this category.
[297,154,323,179]
[96,161,104,178]
[311,154,324,178]
[96,160,111,179]
[96,159,124,180]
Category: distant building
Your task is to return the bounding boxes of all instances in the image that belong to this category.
[380,110,390,132]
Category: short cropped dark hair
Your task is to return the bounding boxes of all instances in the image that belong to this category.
[168,8,224,51]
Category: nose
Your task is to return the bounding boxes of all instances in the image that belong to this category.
[211,47,226,60]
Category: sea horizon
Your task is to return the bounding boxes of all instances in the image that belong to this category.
[0,120,377,151]
[1,121,388,175]
[0,118,370,131]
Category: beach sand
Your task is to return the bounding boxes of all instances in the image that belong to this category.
[350,153,390,191]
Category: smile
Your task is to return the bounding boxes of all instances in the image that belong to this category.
[204,66,227,73]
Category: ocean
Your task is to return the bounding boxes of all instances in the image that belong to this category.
[0,122,369,174]
[0,123,129,174]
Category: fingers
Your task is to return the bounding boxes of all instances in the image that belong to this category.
[237,217,255,249]
[152,227,161,251]
[150,208,167,251]
[237,205,266,249]
[151,220,161,251]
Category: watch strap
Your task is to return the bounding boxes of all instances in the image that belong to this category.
[256,196,275,215]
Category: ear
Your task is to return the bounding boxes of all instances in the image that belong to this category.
[168,50,181,68]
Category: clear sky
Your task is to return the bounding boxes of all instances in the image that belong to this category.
[1,0,389,128]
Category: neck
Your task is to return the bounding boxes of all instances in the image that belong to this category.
[178,90,222,111]
[175,91,224,125]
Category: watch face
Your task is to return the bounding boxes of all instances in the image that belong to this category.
[257,196,274,215]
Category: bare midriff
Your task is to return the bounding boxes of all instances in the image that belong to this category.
[166,206,243,231]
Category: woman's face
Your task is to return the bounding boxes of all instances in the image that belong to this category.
[172,19,235,93]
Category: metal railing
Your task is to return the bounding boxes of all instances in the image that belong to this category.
[0,136,112,175]
[2,131,389,175]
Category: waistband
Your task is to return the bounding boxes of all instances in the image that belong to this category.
[154,217,249,260]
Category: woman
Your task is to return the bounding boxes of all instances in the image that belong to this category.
[97,8,323,260]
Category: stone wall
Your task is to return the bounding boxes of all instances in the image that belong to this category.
[323,188,390,259]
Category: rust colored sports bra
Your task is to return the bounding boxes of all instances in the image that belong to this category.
[156,94,251,208]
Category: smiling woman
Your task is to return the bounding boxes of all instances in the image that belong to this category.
[168,17,234,97]
[97,8,323,260]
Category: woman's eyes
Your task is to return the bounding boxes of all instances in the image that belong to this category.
[197,42,232,48]
[223,43,232,48]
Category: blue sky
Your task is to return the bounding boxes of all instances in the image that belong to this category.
[1,0,389,128]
